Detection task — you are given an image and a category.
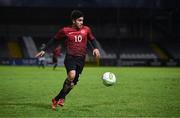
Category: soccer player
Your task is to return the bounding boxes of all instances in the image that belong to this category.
[37,44,46,68]
[35,10,100,110]
[38,55,46,68]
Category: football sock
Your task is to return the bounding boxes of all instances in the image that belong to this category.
[64,73,79,96]
[55,78,73,101]
[55,72,80,101]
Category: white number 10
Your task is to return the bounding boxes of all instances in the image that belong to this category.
[74,35,82,42]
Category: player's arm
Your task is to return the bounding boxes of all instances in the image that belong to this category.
[35,38,61,57]
[90,39,100,59]
[36,28,65,58]
[87,27,100,59]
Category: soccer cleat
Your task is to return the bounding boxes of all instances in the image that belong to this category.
[51,98,58,109]
[57,98,65,107]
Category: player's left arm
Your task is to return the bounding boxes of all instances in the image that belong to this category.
[87,27,100,59]
[91,40,100,59]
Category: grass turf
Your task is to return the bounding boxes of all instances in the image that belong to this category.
[0,66,180,117]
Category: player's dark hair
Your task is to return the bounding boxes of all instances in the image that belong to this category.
[71,10,84,20]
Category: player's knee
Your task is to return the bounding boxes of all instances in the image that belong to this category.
[68,70,76,81]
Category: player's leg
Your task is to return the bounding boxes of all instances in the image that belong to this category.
[40,60,43,68]
[53,63,57,70]
[56,70,76,98]
[57,58,85,106]
[51,55,76,109]
[63,69,81,97]
[43,60,45,68]
[73,62,84,85]
[53,57,58,70]
[63,56,85,96]
[60,56,85,98]
[38,59,41,68]
[52,70,75,108]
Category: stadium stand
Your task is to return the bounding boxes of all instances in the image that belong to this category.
[118,40,159,59]
[160,42,180,59]
[7,40,22,58]
[22,36,38,58]
[19,37,29,58]
[150,43,169,60]
[0,38,9,58]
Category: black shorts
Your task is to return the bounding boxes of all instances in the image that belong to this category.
[64,54,85,74]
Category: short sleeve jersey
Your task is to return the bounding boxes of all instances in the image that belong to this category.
[54,25,95,57]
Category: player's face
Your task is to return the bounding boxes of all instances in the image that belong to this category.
[73,17,84,29]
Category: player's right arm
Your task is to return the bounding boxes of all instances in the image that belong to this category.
[35,28,65,58]
[35,38,58,57]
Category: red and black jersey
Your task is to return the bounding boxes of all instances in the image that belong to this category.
[54,25,95,57]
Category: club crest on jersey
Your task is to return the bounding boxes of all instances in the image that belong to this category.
[80,30,85,34]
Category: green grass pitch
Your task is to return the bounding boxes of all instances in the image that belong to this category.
[0,66,180,117]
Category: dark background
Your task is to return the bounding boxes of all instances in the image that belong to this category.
[0,0,180,66]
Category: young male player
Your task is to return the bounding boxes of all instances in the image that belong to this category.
[35,10,100,109]
[37,44,46,68]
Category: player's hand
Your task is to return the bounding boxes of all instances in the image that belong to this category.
[93,48,100,59]
[35,51,45,57]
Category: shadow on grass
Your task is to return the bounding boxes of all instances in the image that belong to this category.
[70,101,115,112]
[0,102,51,110]
[0,100,115,113]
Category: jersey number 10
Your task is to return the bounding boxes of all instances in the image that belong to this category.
[74,35,82,42]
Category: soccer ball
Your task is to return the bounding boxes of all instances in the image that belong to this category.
[102,72,116,86]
